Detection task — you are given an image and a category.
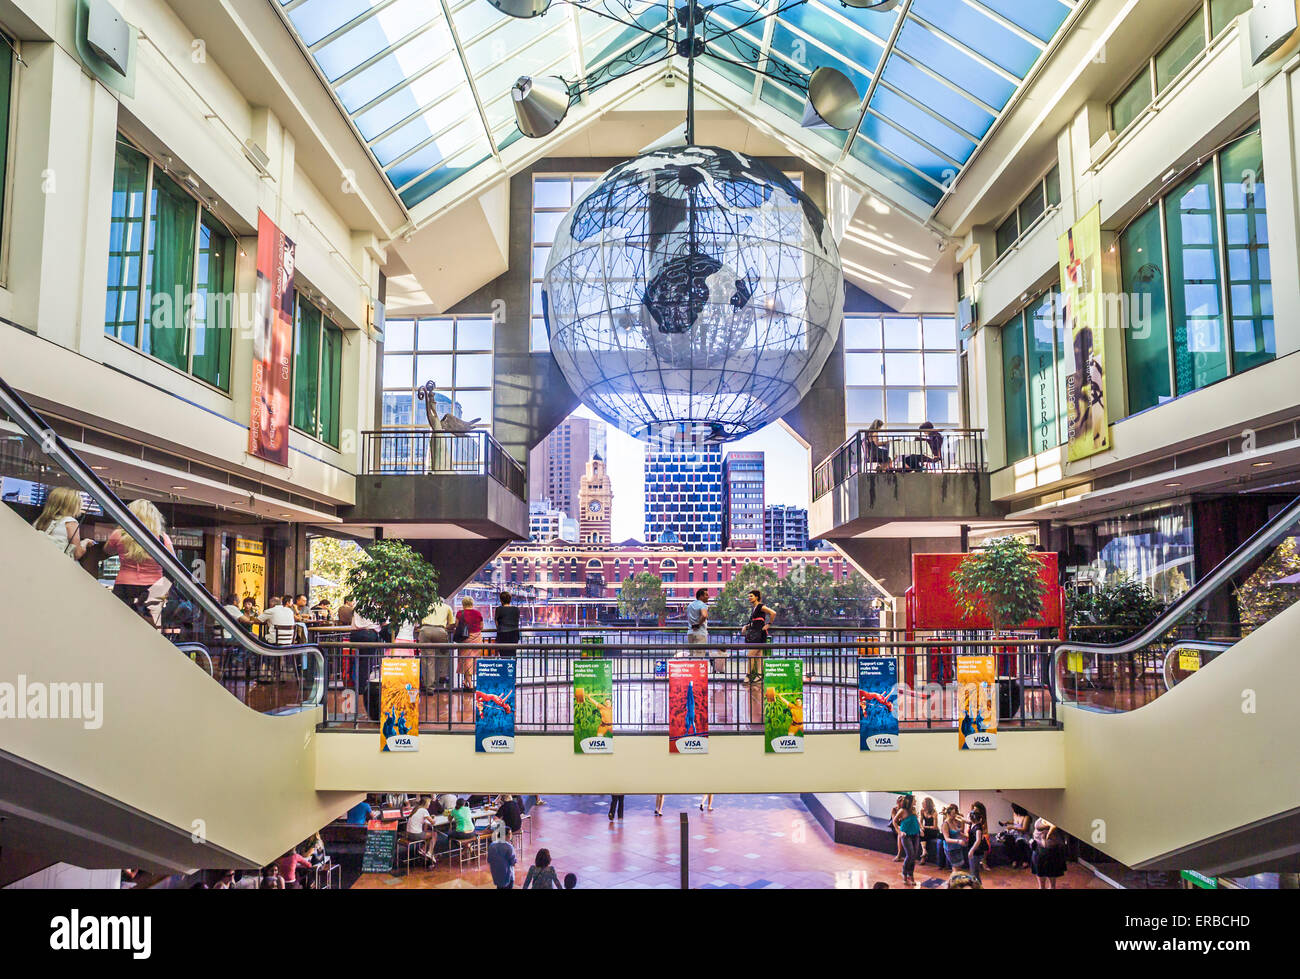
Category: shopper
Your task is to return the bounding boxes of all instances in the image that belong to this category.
[523,848,562,889]
[259,595,299,645]
[488,827,517,888]
[698,795,714,812]
[563,872,578,889]
[418,597,455,693]
[495,793,523,834]
[493,591,521,653]
[608,794,625,821]
[941,804,966,870]
[743,590,775,683]
[1031,818,1068,890]
[919,796,940,866]
[454,597,484,689]
[889,795,907,862]
[104,499,174,618]
[966,802,990,884]
[33,486,94,561]
[448,797,477,849]
[406,797,439,867]
[686,587,709,648]
[654,793,664,817]
[898,795,921,885]
[1001,803,1034,869]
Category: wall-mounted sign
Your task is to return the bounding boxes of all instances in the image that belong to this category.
[249,210,295,466]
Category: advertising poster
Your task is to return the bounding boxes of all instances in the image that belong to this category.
[249,210,295,466]
[474,658,516,753]
[956,655,997,750]
[233,537,265,611]
[762,658,804,754]
[379,658,419,752]
[668,659,708,754]
[858,657,899,751]
[1058,204,1110,461]
[573,658,613,754]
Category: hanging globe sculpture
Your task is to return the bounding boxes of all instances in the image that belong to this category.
[542,145,844,443]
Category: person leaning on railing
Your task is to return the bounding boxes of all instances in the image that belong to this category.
[743,590,775,683]
[419,598,456,694]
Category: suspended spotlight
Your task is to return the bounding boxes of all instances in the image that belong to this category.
[512,75,571,138]
[839,0,900,9]
[486,0,551,18]
[801,65,861,131]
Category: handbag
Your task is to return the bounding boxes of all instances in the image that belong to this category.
[452,614,469,643]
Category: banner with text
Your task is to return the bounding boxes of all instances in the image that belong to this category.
[763,658,804,754]
[668,659,709,754]
[858,657,899,751]
[573,658,613,754]
[956,654,997,750]
[380,658,419,752]
[475,658,516,753]
[249,210,295,466]
[1059,203,1110,461]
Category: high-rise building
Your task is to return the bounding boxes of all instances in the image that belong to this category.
[722,451,765,550]
[644,443,722,551]
[528,498,577,544]
[528,416,602,521]
[765,504,809,551]
[578,453,614,544]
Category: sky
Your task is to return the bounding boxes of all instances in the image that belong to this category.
[567,405,812,543]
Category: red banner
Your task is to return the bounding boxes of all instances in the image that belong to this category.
[668,659,708,754]
[248,210,295,465]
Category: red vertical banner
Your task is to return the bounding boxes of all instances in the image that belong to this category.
[249,210,295,465]
[668,659,708,754]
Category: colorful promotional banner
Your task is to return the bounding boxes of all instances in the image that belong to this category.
[956,655,997,750]
[668,659,708,754]
[762,658,804,754]
[249,210,295,466]
[233,537,265,611]
[1058,204,1110,461]
[379,658,419,752]
[858,657,899,751]
[475,658,516,753]
[573,658,613,754]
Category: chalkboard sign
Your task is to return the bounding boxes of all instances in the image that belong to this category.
[362,829,398,873]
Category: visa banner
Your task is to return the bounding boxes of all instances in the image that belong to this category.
[475,658,516,753]
[1059,204,1110,461]
[858,657,899,751]
[573,658,613,754]
[956,655,997,750]
[668,659,708,754]
[380,658,419,752]
[249,210,295,466]
[763,658,804,754]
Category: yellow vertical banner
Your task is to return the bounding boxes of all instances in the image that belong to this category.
[1059,204,1110,461]
[380,658,420,752]
[956,654,997,750]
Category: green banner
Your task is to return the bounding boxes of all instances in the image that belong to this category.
[762,658,804,753]
[573,659,613,754]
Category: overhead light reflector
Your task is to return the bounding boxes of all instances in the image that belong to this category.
[513,75,570,138]
[487,0,552,18]
[801,66,861,131]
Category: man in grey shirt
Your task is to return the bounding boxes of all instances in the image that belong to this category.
[487,826,517,888]
[686,588,709,657]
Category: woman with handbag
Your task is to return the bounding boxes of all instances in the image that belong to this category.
[454,596,484,690]
[1031,818,1068,889]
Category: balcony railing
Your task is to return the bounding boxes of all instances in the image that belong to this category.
[813,428,987,501]
[360,429,526,499]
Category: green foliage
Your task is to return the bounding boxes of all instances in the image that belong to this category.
[343,539,440,635]
[711,561,780,628]
[573,698,601,740]
[949,536,1046,632]
[618,571,667,624]
[763,696,792,741]
[1234,537,1300,632]
[1067,573,1166,642]
[307,536,365,609]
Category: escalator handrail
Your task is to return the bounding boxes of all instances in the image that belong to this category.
[0,375,324,706]
[1160,641,1230,693]
[1056,494,1300,664]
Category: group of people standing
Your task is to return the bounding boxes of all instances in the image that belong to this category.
[415,590,521,693]
[686,587,777,682]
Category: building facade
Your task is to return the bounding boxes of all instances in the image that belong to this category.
[644,443,723,550]
[766,504,810,551]
[577,454,614,544]
[528,498,578,544]
[722,451,765,550]
[528,416,604,520]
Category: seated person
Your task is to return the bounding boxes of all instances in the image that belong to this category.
[863,419,891,469]
[405,798,441,866]
[901,421,944,472]
[448,798,478,848]
[494,794,522,834]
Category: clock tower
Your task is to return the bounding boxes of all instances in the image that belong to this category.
[578,453,613,544]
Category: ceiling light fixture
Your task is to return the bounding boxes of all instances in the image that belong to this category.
[1251,460,1274,467]
[512,75,571,138]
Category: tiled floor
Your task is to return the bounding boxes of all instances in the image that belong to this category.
[349,794,1110,890]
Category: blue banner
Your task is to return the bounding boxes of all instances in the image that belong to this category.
[858,657,899,751]
[474,659,516,753]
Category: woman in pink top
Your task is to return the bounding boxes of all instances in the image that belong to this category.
[104,499,174,618]
[276,849,313,888]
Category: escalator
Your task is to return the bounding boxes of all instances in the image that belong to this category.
[1013,497,1300,877]
[0,378,360,874]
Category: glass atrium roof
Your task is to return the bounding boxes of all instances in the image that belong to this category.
[275,0,1075,214]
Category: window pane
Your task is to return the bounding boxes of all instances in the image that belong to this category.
[533,210,563,243]
[385,319,416,351]
[1001,314,1029,463]
[319,321,342,448]
[1155,14,1206,93]
[454,353,493,388]
[191,216,235,390]
[383,391,415,427]
[885,387,926,425]
[414,354,454,388]
[1211,0,1251,37]
[106,142,149,345]
[1165,162,1228,394]
[995,213,1019,256]
[1045,164,1061,207]
[382,353,413,389]
[844,316,883,349]
[533,177,572,208]
[1112,69,1152,133]
[926,388,958,425]
[845,387,884,426]
[454,389,492,428]
[532,246,551,278]
[845,352,884,384]
[884,352,923,385]
[419,318,454,351]
[1220,133,1274,373]
[1120,206,1172,413]
[922,316,957,349]
[1027,293,1059,453]
[883,316,921,349]
[924,352,958,387]
[1018,182,1045,231]
[142,170,196,371]
[531,318,550,352]
[0,42,10,240]
[456,317,494,351]
[292,299,322,437]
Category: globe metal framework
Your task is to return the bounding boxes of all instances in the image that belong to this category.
[542,145,844,443]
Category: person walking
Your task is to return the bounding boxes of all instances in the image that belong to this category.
[493,591,521,654]
[898,795,921,886]
[966,801,990,884]
[608,794,625,821]
[743,590,775,684]
[103,499,174,618]
[523,848,562,889]
[488,827,517,888]
[698,795,714,812]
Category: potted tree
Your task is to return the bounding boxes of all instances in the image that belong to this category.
[949,536,1047,719]
[343,540,440,719]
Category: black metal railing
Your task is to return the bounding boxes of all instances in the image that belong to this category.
[319,634,1058,734]
[360,429,526,498]
[813,428,987,500]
